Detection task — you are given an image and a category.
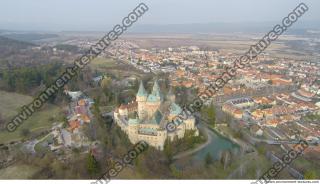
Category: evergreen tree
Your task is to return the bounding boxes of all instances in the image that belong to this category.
[164,139,174,164]
[87,153,100,176]
[207,104,216,127]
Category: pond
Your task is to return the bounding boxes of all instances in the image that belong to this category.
[193,128,240,160]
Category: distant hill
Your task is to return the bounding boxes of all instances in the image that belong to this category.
[0,35,36,50]
[129,21,320,34]
[0,36,36,62]
[2,33,58,42]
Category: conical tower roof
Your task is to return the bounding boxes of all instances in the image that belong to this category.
[137,81,148,97]
[147,79,163,102]
[151,79,161,97]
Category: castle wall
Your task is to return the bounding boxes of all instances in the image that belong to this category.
[138,101,147,119]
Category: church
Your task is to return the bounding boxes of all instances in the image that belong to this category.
[114,80,199,150]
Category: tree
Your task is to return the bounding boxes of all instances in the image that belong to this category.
[202,104,216,127]
[204,152,213,168]
[170,164,183,178]
[304,170,317,179]
[100,76,112,91]
[207,104,216,127]
[87,153,100,177]
[257,145,266,155]
[164,139,174,164]
[61,117,68,128]
[220,150,232,170]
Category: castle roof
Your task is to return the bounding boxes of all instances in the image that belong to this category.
[151,80,161,98]
[147,79,163,102]
[137,81,148,97]
[169,102,182,115]
[128,118,139,125]
[150,110,163,125]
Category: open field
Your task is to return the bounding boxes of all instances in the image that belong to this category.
[0,90,63,144]
[124,33,319,61]
[0,164,40,179]
[89,57,144,79]
[124,33,287,50]
[0,90,33,120]
[0,105,62,144]
[89,57,119,71]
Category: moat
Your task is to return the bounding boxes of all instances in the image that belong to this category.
[194,128,240,160]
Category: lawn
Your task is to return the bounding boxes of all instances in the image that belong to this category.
[0,90,63,144]
[89,57,118,71]
[89,57,143,79]
[34,134,54,154]
[0,90,33,120]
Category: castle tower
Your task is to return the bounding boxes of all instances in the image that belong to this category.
[151,80,161,99]
[146,80,163,116]
[136,81,148,119]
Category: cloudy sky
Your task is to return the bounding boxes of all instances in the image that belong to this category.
[1,0,319,31]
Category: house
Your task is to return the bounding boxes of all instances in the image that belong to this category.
[250,125,263,136]
[265,118,281,127]
[222,103,244,119]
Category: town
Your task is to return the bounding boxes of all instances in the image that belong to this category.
[0,0,319,182]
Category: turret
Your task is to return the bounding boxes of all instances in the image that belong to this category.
[147,79,163,102]
[152,80,161,97]
[146,79,163,117]
[136,81,148,102]
[136,81,148,119]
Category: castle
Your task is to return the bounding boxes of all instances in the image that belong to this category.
[114,80,198,150]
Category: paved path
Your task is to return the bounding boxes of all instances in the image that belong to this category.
[23,132,52,154]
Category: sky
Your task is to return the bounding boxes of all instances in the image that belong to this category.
[0,0,320,31]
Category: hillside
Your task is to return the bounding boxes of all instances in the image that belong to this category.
[0,35,35,49]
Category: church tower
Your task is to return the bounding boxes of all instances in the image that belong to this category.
[136,81,148,119]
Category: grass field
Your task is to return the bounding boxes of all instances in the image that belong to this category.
[0,90,33,120]
[34,134,54,154]
[89,57,118,71]
[0,164,40,179]
[0,90,63,144]
[89,57,144,80]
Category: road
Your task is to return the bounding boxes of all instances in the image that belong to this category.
[23,132,52,154]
